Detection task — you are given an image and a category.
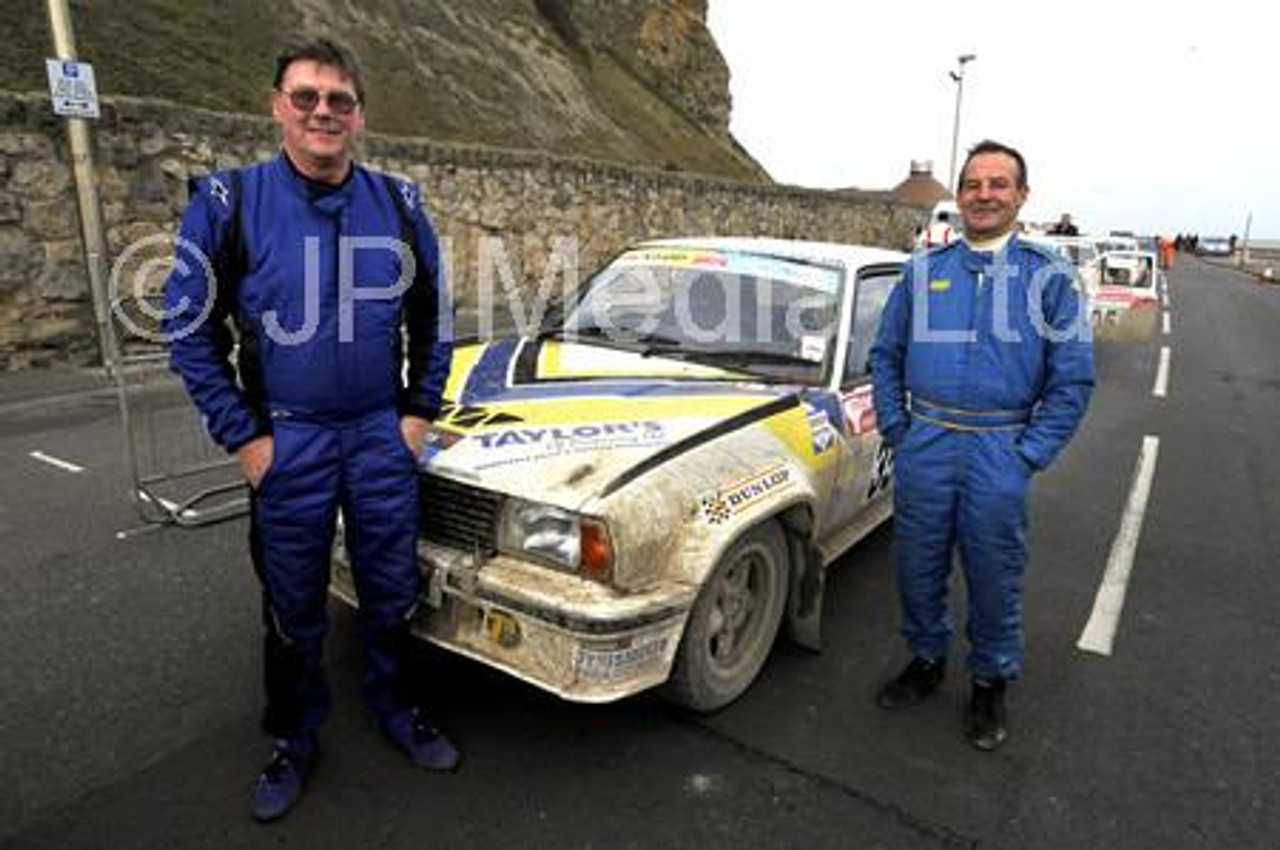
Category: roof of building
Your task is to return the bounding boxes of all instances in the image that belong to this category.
[892,160,952,207]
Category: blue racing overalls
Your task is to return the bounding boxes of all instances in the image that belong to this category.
[164,153,453,742]
[869,236,1093,680]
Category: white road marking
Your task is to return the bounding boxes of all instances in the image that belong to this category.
[116,524,165,541]
[1078,435,1161,656]
[1153,347,1171,398]
[29,450,85,473]
[138,490,179,512]
[138,490,196,520]
[1162,312,1171,336]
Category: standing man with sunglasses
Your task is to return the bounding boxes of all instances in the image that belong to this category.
[164,39,455,821]
[869,140,1093,750]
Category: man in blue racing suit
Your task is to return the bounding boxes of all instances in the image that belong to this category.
[164,39,455,820]
[869,140,1093,750]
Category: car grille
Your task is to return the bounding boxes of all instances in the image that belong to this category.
[418,474,503,556]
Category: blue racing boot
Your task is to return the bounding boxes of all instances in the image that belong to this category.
[250,736,318,822]
[382,707,460,771]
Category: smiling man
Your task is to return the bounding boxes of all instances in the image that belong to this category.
[163,39,455,821]
[869,140,1094,751]
[271,53,366,181]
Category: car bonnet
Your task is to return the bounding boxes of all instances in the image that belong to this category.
[419,338,801,506]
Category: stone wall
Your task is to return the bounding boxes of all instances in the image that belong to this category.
[0,91,924,369]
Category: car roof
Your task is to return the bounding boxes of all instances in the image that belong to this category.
[637,236,907,270]
[1042,234,1093,246]
[1092,234,1139,247]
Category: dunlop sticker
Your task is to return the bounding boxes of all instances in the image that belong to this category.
[700,464,795,525]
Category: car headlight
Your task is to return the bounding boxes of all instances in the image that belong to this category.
[498,498,614,582]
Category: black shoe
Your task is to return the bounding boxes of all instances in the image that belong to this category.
[965,679,1008,751]
[875,657,946,709]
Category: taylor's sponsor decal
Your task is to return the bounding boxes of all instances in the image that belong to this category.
[700,465,795,525]
[470,421,669,470]
[475,421,664,450]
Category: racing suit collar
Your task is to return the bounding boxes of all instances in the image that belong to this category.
[274,152,357,211]
[962,229,1015,254]
[957,231,1021,273]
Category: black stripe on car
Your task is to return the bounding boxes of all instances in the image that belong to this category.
[599,395,801,498]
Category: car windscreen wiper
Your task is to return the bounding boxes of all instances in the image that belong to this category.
[629,332,689,358]
[536,324,612,342]
[678,348,824,368]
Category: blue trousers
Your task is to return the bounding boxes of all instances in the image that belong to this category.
[891,419,1032,681]
[249,407,422,740]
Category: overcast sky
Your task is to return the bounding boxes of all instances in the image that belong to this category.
[707,1,1276,239]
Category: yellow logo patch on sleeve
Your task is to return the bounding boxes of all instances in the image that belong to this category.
[929,279,951,292]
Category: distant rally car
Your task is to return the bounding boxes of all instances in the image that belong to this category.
[332,237,906,711]
[1091,238,1161,341]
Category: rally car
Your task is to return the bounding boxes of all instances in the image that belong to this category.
[332,238,906,711]
[1092,242,1161,341]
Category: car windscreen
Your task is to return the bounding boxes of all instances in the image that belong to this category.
[1100,251,1156,288]
[560,247,845,384]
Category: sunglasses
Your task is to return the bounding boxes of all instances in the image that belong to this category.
[279,87,360,116]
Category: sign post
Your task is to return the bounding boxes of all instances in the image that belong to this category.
[45,0,118,375]
[1239,211,1252,268]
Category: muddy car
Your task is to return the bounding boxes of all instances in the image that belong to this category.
[1092,246,1161,341]
[332,238,906,711]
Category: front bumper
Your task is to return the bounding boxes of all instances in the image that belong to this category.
[1092,298,1158,342]
[331,540,697,703]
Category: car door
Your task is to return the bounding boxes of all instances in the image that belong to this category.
[823,265,900,535]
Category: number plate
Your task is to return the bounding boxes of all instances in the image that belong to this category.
[575,638,669,682]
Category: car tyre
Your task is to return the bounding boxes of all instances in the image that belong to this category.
[662,521,789,712]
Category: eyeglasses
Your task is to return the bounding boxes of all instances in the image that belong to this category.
[278,87,360,116]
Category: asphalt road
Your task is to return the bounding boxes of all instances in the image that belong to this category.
[1,257,1277,849]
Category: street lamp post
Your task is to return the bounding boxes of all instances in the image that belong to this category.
[947,53,977,190]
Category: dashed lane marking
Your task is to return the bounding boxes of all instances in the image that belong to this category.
[28,450,85,473]
[1077,435,1161,656]
[1153,347,1171,398]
